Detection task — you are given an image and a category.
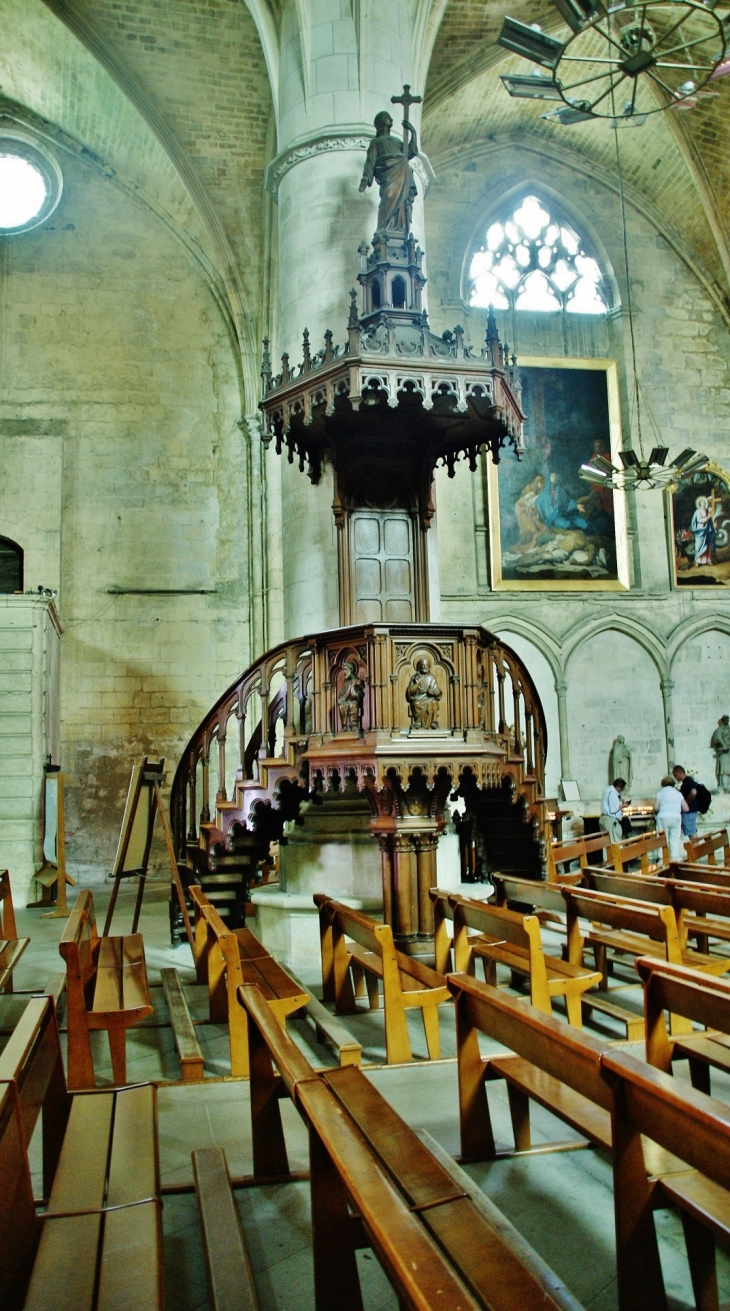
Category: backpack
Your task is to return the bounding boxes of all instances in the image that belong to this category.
[695,782,712,814]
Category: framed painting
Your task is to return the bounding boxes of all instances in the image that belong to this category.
[669,462,730,588]
[488,358,629,590]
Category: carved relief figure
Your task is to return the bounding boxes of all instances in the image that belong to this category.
[711,715,730,791]
[337,659,364,732]
[359,111,418,233]
[406,656,442,729]
[610,735,633,791]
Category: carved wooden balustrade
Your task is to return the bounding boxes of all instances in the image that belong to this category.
[170,623,547,946]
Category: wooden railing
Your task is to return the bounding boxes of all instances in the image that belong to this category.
[170,623,547,861]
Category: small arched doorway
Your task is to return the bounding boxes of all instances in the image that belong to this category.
[0,537,23,593]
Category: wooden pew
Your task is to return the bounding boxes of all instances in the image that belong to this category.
[492,876,644,1039]
[603,1043,730,1311]
[547,834,613,881]
[562,885,730,991]
[668,861,730,888]
[585,868,730,953]
[636,955,730,1094]
[192,1147,259,1311]
[191,884,308,1077]
[610,830,669,874]
[59,889,152,1089]
[448,969,613,1162]
[314,894,450,1063]
[448,970,730,1311]
[238,980,583,1311]
[684,827,730,866]
[0,994,163,1311]
[0,870,30,994]
[447,892,602,1027]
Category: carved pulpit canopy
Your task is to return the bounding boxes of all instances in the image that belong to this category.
[260,86,526,488]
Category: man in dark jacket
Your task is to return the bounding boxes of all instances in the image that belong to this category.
[672,765,699,838]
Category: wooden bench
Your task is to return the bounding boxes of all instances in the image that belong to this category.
[585,868,730,954]
[191,884,308,1077]
[562,885,730,992]
[160,966,204,1081]
[448,969,613,1162]
[603,1041,730,1311]
[668,860,730,888]
[285,969,362,1067]
[192,1146,259,1311]
[315,893,450,1063]
[492,875,645,1040]
[449,969,730,1311]
[636,954,730,1095]
[684,827,730,866]
[238,979,583,1310]
[610,829,669,874]
[0,870,30,995]
[59,889,152,1089]
[446,891,602,1028]
[547,833,614,881]
[0,994,163,1310]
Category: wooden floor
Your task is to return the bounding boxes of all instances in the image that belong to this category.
[6,876,730,1310]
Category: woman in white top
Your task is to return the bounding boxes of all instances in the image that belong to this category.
[654,775,688,861]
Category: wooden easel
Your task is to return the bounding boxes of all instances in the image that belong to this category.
[103,757,193,948]
[28,766,77,917]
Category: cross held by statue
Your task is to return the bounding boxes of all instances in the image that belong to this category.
[391,84,422,154]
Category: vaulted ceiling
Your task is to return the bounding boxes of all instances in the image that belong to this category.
[1,0,728,390]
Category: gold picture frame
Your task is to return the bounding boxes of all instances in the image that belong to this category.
[668,459,730,589]
[488,357,629,591]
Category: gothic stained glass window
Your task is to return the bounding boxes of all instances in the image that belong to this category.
[467,195,609,315]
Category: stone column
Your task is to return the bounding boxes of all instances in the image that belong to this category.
[271,0,430,638]
[555,678,571,779]
[661,677,676,770]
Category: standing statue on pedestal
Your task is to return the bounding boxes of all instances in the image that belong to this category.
[359,85,421,233]
[610,735,633,792]
[406,656,442,729]
[711,715,730,791]
[338,660,365,732]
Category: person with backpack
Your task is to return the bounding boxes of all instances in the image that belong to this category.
[672,765,711,838]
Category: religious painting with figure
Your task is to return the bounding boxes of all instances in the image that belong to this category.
[670,463,730,588]
[489,359,627,589]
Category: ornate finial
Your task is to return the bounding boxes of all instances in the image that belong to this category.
[281,352,290,384]
[348,289,359,329]
[261,337,272,393]
[324,329,334,363]
[357,241,369,273]
[302,328,311,371]
[485,307,500,367]
[454,324,465,356]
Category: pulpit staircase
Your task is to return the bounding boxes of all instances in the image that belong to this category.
[169,623,548,937]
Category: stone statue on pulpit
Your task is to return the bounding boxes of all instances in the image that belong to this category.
[337,660,364,731]
[359,109,418,233]
[406,656,442,729]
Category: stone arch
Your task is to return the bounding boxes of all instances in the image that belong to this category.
[669,620,730,784]
[563,614,668,681]
[565,624,667,801]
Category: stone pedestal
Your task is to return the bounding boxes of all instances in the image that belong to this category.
[0,596,61,904]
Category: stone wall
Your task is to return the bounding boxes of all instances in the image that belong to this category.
[427,148,730,808]
[0,147,252,883]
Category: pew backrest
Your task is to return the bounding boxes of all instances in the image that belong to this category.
[0,870,18,940]
[684,828,730,866]
[561,885,682,964]
[636,955,730,1065]
[584,870,671,905]
[548,833,613,880]
[612,830,669,874]
[450,894,543,973]
[668,862,730,889]
[447,971,612,1110]
[58,889,99,991]
[494,875,577,916]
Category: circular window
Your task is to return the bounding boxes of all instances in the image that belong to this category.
[0,132,62,235]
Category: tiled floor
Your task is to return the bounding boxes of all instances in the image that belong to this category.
[7,877,730,1309]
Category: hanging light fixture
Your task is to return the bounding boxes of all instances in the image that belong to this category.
[497,0,729,124]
